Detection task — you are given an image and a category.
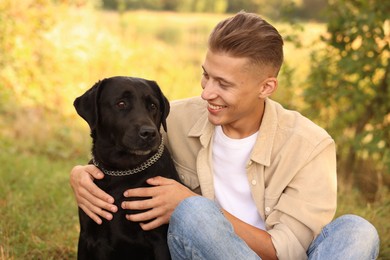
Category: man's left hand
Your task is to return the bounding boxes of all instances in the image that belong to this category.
[121,176,197,230]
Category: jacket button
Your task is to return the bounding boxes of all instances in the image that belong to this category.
[251,180,257,185]
[265,207,271,212]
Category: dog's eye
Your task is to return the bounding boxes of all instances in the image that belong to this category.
[150,103,157,110]
[116,101,127,109]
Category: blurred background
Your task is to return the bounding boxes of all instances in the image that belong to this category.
[0,0,389,258]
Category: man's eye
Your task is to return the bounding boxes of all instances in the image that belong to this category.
[116,101,127,109]
[218,81,228,88]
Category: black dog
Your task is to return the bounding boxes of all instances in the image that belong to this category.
[74,76,180,260]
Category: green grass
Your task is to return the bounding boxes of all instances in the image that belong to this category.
[1,142,389,259]
[0,145,84,259]
[336,184,390,259]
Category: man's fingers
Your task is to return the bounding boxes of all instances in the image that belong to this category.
[139,217,167,231]
[80,187,117,213]
[125,207,168,229]
[84,164,105,180]
[70,164,118,224]
[71,165,103,181]
[125,210,153,222]
[121,198,156,211]
[86,181,115,204]
[79,204,103,225]
[123,186,157,198]
[79,197,114,221]
[123,177,178,198]
[146,176,175,186]
[70,164,114,204]
[121,179,195,230]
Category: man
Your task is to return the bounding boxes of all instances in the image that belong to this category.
[70,11,379,259]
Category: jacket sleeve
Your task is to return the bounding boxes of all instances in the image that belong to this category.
[266,139,337,260]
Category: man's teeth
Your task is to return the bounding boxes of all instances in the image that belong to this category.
[209,104,225,110]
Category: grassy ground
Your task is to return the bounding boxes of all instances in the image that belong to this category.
[1,139,389,259]
[336,184,390,258]
[0,146,83,259]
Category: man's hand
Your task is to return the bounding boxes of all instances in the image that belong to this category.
[70,165,118,224]
[121,176,197,230]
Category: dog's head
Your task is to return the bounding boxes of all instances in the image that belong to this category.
[74,76,170,168]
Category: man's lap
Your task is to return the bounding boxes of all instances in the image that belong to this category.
[167,197,379,260]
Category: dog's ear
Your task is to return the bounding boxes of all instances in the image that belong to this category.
[73,80,104,130]
[148,80,170,132]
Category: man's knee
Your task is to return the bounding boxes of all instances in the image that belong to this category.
[308,214,380,259]
[170,196,220,232]
[335,215,378,238]
[334,214,380,253]
[169,196,230,240]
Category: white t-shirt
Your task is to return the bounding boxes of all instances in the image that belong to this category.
[213,126,266,230]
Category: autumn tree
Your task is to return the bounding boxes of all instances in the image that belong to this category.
[304,0,389,200]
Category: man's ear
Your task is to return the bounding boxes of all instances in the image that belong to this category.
[259,77,278,99]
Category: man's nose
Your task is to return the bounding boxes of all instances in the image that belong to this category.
[201,81,218,100]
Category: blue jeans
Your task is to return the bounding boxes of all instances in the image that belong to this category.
[167,197,379,260]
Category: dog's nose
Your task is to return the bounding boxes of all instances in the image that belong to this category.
[139,126,157,140]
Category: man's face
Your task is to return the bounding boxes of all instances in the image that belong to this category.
[200,50,268,138]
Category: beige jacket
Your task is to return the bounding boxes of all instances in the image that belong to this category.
[163,96,337,260]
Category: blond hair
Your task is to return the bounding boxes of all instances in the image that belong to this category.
[208,11,284,76]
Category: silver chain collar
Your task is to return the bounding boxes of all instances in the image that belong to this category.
[92,137,165,176]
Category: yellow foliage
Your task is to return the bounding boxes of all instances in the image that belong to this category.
[0,2,324,159]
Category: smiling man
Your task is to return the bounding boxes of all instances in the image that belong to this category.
[70,11,379,260]
[200,51,276,138]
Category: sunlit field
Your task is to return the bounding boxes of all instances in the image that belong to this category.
[0,4,388,259]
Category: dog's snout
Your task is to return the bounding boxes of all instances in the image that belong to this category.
[139,126,157,140]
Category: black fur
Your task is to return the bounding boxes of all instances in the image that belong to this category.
[74,76,179,260]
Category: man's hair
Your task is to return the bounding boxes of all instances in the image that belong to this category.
[208,11,284,76]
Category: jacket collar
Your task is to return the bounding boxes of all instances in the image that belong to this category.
[187,98,277,167]
[251,98,277,167]
[188,109,214,148]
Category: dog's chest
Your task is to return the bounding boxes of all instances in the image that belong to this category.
[95,174,150,211]
[95,174,147,194]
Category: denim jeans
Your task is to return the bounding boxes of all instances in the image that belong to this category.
[167,196,379,260]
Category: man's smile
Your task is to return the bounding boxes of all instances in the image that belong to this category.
[208,103,227,111]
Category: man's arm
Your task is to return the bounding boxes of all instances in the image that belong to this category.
[122,177,277,260]
[222,209,278,260]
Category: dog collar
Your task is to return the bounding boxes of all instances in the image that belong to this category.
[92,137,165,176]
